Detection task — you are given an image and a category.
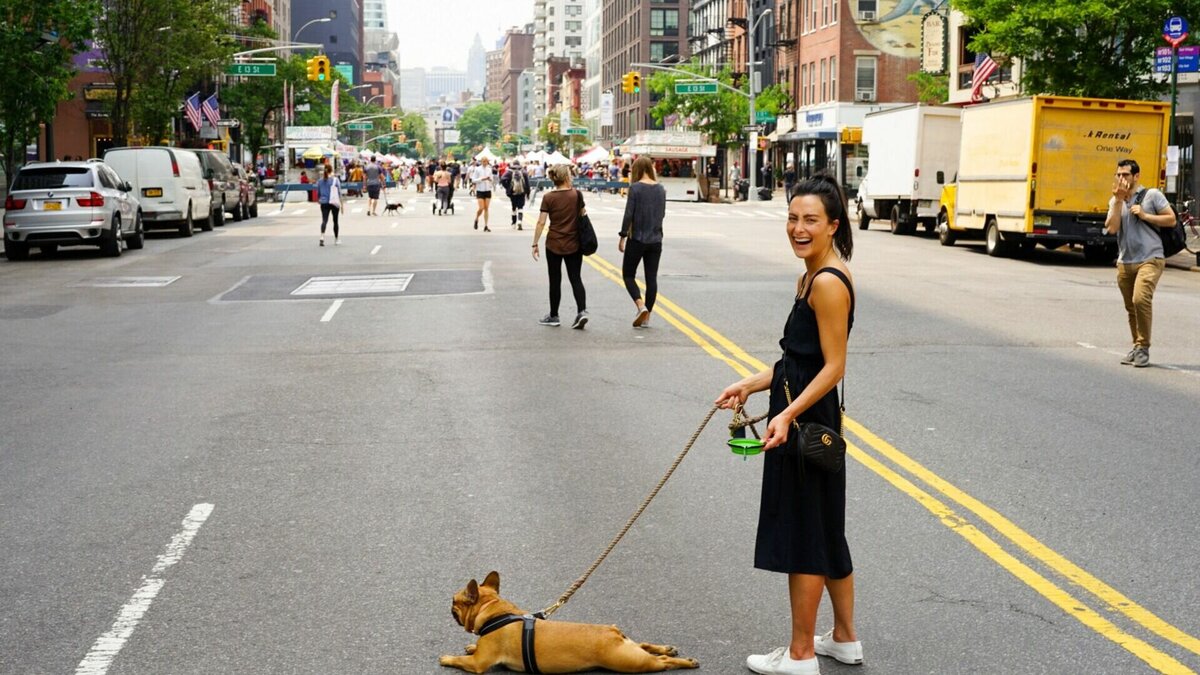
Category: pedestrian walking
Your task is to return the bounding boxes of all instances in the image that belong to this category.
[471,157,495,232]
[619,156,667,328]
[784,163,797,201]
[364,156,383,216]
[531,164,588,329]
[1104,158,1176,368]
[501,160,530,230]
[434,163,453,216]
[729,161,741,199]
[316,164,342,246]
[715,173,859,675]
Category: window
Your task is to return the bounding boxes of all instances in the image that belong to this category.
[565,35,582,46]
[832,0,838,23]
[329,34,337,43]
[800,64,807,105]
[650,9,679,36]
[855,56,877,99]
[822,0,829,26]
[830,56,837,100]
[566,4,582,16]
[566,20,582,30]
[549,6,554,15]
[650,41,679,62]
[811,0,818,30]
[820,59,827,101]
[549,37,555,46]
[809,61,816,103]
[857,0,876,18]
[549,22,554,31]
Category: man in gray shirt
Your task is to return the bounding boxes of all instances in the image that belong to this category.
[364,156,383,216]
[1104,158,1176,367]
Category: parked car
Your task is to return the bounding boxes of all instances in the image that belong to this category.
[192,149,241,225]
[102,146,213,237]
[3,160,144,260]
[232,164,258,219]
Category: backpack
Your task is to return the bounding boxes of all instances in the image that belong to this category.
[511,169,525,195]
[1135,189,1186,257]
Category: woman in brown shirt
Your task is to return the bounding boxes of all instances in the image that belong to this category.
[532,164,588,329]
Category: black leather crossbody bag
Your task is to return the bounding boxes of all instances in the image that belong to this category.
[783,375,847,473]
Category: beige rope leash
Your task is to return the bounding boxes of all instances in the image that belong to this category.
[535,403,729,619]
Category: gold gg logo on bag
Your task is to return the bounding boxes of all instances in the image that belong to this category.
[821,433,833,446]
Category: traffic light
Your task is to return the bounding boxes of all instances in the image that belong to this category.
[306,57,319,81]
[391,118,402,131]
[548,121,558,134]
[621,72,633,94]
[398,133,407,143]
[314,55,330,82]
[631,72,641,93]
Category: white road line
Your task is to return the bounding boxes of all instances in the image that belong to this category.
[370,245,381,255]
[294,209,308,216]
[1077,341,1198,377]
[320,299,344,322]
[75,504,214,675]
[353,207,364,214]
[482,260,494,294]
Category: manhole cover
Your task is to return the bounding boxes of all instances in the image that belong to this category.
[291,273,414,296]
[74,276,181,288]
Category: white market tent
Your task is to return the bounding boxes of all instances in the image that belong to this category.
[474,146,499,161]
[543,150,572,165]
[522,150,546,164]
[574,146,611,164]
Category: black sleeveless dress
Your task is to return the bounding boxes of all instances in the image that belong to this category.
[754,267,855,577]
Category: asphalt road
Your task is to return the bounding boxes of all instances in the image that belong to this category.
[2,187,1198,675]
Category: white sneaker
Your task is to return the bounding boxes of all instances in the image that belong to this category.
[814,631,862,665]
[746,647,820,675]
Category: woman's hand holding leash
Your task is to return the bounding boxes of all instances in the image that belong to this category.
[761,413,792,451]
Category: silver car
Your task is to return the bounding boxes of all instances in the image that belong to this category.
[3,160,144,260]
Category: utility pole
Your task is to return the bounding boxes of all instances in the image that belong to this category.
[746,6,772,200]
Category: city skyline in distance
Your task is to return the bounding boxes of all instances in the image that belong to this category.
[389,0,533,72]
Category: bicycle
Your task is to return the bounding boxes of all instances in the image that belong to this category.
[1182,197,1200,254]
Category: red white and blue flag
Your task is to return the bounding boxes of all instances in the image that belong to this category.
[971,52,999,102]
[184,92,202,131]
[202,93,221,127]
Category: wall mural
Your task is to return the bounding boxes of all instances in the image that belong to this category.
[857,0,937,58]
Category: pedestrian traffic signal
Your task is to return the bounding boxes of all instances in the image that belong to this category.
[622,72,634,94]
[313,55,330,82]
[306,57,319,81]
[631,73,641,93]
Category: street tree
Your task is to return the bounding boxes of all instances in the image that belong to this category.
[646,63,791,146]
[0,0,99,178]
[222,53,312,160]
[954,0,1200,99]
[537,111,589,154]
[456,102,503,149]
[95,0,238,147]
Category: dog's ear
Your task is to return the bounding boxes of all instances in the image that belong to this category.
[482,571,500,592]
[465,579,479,604]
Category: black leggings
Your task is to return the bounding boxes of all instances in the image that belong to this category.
[546,250,586,317]
[622,239,662,311]
[320,203,339,237]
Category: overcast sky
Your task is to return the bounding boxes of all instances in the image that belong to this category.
[389,1,534,71]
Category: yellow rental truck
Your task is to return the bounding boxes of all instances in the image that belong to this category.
[940,96,1170,262]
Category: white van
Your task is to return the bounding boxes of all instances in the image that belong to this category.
[103,147,214,237]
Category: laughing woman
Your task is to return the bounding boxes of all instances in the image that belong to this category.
[715,174,860,675]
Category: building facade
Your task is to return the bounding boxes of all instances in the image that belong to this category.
[498,30,536,132]
[468,34,488,95]
[582,0,604,136]
[291,0,364,85]
[533,0,589,129]
[399,68,427,111]
[687,0,732,69]
[602,0,691,141]
[426,68,469,105]
[486,49,505,103]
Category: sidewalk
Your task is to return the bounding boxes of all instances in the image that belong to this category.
[1166,250,1200,272]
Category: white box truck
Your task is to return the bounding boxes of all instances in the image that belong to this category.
[856,104,962,235]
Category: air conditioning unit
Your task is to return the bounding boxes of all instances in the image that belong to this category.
[859,10,876,21]
[856,90,874,102]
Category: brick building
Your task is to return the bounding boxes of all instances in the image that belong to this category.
[602,0,691,141]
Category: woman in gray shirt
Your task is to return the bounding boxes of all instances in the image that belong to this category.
[619,156,667,327]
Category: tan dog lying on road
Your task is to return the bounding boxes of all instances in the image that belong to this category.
[441,572,699,673]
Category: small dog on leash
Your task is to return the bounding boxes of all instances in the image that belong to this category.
[441,571,699,673]
[383,202,403,215]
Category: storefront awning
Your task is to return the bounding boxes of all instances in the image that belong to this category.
[777,130,838,142]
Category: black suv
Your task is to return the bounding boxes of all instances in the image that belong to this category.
[193,150,242,225]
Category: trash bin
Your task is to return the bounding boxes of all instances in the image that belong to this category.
[708,177,722,203]
[757,187,773,201]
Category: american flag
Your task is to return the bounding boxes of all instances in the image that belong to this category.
[184,92,202,131]
[202,93,221,127]
[971,52,999,102]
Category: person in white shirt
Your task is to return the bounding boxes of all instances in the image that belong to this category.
[470,157,495,232]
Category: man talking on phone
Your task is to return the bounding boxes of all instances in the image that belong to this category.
[1104,158,1175,368]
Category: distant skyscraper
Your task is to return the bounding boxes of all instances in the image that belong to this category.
[468,34,487,95]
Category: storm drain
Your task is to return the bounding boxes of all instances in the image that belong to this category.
[74,276,181,288]
[291,273,413,296]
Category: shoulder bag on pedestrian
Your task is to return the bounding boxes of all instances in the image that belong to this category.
[1136,189,1187,258]
[783,375,846,472]
[576,190,598,256]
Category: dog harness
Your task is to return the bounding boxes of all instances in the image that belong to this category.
[477,613,540,674]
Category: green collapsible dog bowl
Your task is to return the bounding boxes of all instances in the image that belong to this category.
[728,438,764,456]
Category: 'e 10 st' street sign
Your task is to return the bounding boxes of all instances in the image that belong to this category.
[675,82,719,95]
[225,63,277,77]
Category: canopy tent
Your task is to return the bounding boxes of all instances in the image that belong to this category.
[522,150,546,164]
[474,146,499,161]
[302,145,336,160]
[543,150,572,165]
[574,146,610,164]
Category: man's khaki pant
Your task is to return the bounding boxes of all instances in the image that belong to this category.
[1116,258,1165,348]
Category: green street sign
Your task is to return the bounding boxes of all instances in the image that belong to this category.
[225,63,277,77]
[566,127,588,135]
[755,110,775,123]
[346,121,374,131]
[675,82,718,95]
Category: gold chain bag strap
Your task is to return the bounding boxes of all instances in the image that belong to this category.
[783,374,846,472]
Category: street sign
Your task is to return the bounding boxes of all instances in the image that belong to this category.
[225,63,276,77]
[1156,45,1200,72]
[216,119,240,128]
[675,82,719,95]
[566,127,588,135]
[1164,16,1189,47]
[755,110,774,123]
[742,124,763,133]
[346,121,374,131]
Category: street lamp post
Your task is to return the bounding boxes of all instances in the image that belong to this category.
[747,6,772,200]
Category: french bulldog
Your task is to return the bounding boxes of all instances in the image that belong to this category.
[441,571,699,673]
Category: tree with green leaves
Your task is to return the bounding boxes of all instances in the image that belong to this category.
[907,71,949,105]
[954,0,1200,99]
[95,0,238,147]
[0,0,100,179]
[537,112,590,152]
[456,102,503,149]
[646,63,791,146]
[223,53,314,160]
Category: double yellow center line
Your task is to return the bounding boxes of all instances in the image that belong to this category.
[584,253,1198,674]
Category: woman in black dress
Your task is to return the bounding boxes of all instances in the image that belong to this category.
[716,174,860,675]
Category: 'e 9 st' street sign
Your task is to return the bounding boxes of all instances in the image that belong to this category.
[225,63,277,77]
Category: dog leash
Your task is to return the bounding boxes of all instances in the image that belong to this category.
[534,403,723,619]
